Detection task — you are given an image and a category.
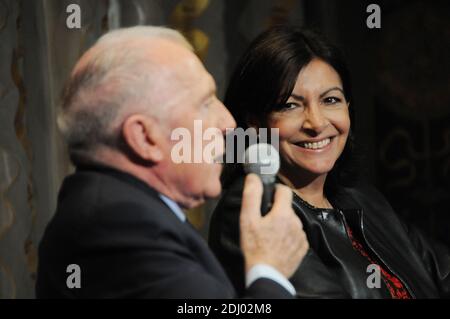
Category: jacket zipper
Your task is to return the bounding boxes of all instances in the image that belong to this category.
[357,211,416,299]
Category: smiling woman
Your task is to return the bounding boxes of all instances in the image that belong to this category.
[269,58,351,198]
[220,26,357,201]
[208,25,450,299]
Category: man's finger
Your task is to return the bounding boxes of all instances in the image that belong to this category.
[269,184,293,216]
[240,173,263,223]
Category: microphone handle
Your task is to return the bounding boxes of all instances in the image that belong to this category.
[261,182,275,216]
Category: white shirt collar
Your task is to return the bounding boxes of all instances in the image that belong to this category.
[158,194,186,222]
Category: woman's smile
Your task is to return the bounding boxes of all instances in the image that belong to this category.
[293,136,335,152]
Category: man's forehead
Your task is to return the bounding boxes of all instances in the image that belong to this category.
[73,34,212,103]
[75,36,192,70]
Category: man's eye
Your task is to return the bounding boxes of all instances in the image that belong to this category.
[323,96,342,105]
[203,99,214,108]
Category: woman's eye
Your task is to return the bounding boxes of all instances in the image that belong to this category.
[281,102,301,111]
[323,96,342,105]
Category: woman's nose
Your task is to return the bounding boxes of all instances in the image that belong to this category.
[302,104,328,134]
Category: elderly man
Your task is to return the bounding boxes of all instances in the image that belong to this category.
[36,26,308,298]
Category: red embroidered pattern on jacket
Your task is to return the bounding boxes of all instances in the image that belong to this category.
[346,226,411,299]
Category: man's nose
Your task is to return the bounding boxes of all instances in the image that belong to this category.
[218,101,237,132]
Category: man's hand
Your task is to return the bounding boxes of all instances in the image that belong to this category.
[240,174,309,279]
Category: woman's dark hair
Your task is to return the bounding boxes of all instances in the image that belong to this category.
[223,25,359,196]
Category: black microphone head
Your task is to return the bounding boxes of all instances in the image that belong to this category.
[243,143,280,183]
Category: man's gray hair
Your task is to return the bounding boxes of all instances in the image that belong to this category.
[57,26,192,163]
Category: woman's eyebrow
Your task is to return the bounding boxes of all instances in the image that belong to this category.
[289,94,305,101]
[289,87,344,101]
[319,87,344,98]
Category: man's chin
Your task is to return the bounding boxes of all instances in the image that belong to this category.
[206,183,222,199]
[181,182,222,209]
[182,196,205,210]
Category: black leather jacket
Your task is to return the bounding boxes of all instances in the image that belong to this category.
[208,175,450,298]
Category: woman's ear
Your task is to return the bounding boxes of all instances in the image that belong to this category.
[122,114,164,163]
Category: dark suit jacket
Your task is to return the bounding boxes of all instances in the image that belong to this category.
[36,164,292,298]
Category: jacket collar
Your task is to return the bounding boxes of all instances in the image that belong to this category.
[76,162,160,199]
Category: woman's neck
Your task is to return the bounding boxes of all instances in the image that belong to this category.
[278,170,332,209]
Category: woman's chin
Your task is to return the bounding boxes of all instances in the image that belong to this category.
[296,162,335,177]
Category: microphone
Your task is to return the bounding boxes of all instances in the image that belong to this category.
[243,143,280,216]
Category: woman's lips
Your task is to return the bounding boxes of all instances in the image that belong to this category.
[293,137,335,153]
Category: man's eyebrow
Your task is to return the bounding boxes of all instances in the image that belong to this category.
[200,85,217,104]
[209,84,217,98]
[208,79,217,97]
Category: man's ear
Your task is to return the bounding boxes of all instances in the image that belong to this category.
[122,114,165,163]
